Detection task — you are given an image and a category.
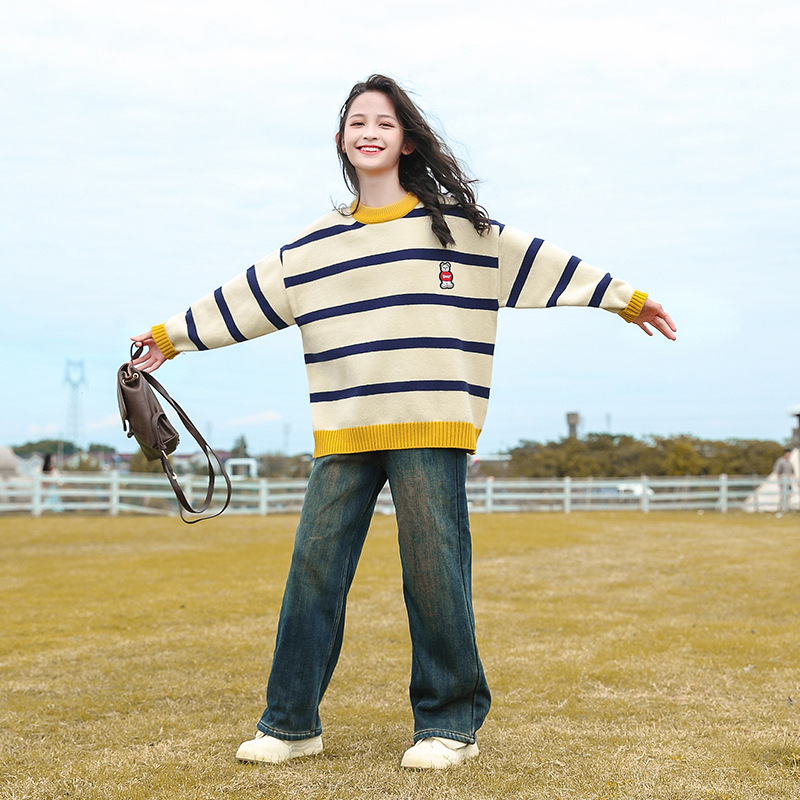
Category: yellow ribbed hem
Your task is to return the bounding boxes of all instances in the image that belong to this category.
[151,323,178,360]
[313,421,480,458]
[351,193,419,224]
[619,290,648,323]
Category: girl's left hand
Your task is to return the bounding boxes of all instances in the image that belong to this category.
[634,299,677,340]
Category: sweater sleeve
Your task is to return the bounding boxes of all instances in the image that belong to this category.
[152,250,296,358]
[497,225,647,320]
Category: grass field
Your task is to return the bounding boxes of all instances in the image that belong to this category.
[1,511,799,799]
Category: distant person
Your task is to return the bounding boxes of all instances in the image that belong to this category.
[130,74,676,770]
[41,453,60,479]
[774,448,795,512]
[40,453,62,510]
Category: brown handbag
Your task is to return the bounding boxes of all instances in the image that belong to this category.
[117,345,231,523]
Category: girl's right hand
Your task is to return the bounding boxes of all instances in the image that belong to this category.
[130,331,167,372]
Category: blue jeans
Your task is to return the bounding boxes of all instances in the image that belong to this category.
[256,448,491,744]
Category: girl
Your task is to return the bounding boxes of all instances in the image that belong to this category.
[132,74,676,770]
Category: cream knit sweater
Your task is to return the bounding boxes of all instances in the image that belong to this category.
[153,195,646,457]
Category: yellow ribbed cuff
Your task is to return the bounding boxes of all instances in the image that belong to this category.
[151,323,178,360]
[351,193,419,224]
[313,421,480,458]
[619,290,648,323]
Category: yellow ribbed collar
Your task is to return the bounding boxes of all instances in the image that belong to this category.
[350,193,419,224]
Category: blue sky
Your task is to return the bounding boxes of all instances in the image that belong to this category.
[2,0,798,455]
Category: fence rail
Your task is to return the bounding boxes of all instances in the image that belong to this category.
[0,472,786,518]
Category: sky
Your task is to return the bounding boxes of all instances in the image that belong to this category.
[2,0,798,456]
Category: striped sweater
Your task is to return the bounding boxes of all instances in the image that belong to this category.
[153,194,646,457]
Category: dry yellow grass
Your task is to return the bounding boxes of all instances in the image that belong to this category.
[1,511,799,799]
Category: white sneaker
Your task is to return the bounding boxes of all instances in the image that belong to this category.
[400,736,479,769]
[235,731,323,764]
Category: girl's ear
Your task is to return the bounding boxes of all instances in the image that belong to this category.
[335,132,345,153]
[401,140,415,156]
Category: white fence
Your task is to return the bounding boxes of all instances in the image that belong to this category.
[0,472,781,518]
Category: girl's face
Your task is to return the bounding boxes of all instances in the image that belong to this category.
[338,91,414,183]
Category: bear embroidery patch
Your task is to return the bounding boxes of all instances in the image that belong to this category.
[439,261,454,289]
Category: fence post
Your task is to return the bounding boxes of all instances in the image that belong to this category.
[110,471,120,516]
[640,476,650,513]
[485,477,494,514]
[31,473,43,517]
[720,473,728,513]
[564,476,572,514]
[259,479,269,515]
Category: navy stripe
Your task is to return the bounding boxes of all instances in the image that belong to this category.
[214,288,247,343]
[246,266,289,330]
[305,336,495,364]
[309,379,491,403]
[281,210,504,258]
[285,248,497,289]
[400,206,467,220]
[296,293,498,327]
[507,238,544,307]
[589,272,613,307]
[185,308,208,351]
[547,255,581,307]
[440,206,468,219]
[409,206,504,231]
[281,220,365,254]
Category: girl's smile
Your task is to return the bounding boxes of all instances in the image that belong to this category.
[338,91,414,183]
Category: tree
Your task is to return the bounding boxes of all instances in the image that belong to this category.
[128,449,165,474]
[13,439,77,457]
[698,439,784,476]
[259,453,313,478]
[655,436,705,476]
[507,434,784,478]
[88,443,116,454]
[231,435,249,459]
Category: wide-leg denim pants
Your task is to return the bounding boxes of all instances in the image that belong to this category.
[256,448,491,745]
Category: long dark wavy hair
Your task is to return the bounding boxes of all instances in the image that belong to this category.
[336,75,491,247]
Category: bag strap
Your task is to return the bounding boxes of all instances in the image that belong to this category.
[132,347,232,523]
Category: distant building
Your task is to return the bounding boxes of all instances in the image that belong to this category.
[0,447,19,477]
